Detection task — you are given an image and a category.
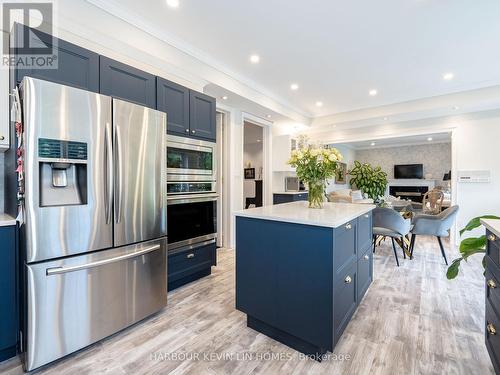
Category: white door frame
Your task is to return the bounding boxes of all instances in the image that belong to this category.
[215,108,231,249]
[241,112,273,207]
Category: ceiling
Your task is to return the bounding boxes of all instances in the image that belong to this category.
[339,132,451,150]
[244,122,263,145]
[90,0,500,118]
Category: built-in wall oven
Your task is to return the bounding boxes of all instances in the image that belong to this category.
[167,135,218,253]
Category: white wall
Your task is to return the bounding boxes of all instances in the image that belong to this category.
[326,144,356,193]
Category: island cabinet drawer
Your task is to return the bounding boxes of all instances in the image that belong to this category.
[334,260,357,344]
[357,212,373,255]
[487,230,500,268]
[357,247,373,301]
[168,243,216,285]
[486,299,500,375]
[334,221,357,276]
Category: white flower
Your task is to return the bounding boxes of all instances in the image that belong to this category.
[328,153,337,161]
[310,149,320,157]
[296,151,303,159]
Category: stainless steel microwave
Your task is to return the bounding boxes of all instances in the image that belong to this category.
[167,135,216,178]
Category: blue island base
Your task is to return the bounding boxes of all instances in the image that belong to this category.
[247,316,327,360]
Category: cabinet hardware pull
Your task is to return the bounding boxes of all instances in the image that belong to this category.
[489,234,497,242]
[364,214,369,218]
[345,223,352,230]
[191,130,196,134]
[185,129,190,133]
[344,275,352,284]
[364,254,369,260]
[487,323,497,335]
[0,135,4,140]
[488,279,497,289]
[187,253,195,259]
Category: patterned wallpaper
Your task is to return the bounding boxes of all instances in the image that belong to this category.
[355,142,451,185]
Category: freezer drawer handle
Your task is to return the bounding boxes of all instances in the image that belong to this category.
[46,244,161,276]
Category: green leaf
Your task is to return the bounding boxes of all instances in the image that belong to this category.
[459,215,500,236]
[446,258,462,279]
[459,236,487,253]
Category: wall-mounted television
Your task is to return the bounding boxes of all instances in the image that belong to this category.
[394,164,423,179]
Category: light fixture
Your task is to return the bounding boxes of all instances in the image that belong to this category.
[266,114,272,118]
[222,96,228,100]
[427,137,433,141]
[383,117,388,121]
[166,0,179,8]
[452,105,460,110]
[290,83,299,91]
[250,54,260,64]
[369,89,378,96]
[370,142,376,146]
[443,72,454,81]
[315,101,323,107]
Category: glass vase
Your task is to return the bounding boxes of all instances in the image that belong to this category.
[307,179,325,209]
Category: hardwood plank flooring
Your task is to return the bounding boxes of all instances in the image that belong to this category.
[0,235,493,374]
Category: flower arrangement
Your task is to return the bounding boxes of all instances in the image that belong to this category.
[288,146,343,208]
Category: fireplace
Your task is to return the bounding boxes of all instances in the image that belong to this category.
[389,185,429,203]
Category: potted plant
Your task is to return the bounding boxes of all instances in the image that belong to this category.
[288,147,342,208]
[446,215,500,279]
[348,161,388,202]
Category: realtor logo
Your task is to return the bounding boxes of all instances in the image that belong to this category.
[2,1,57,69]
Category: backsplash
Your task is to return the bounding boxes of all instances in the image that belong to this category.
[356,142,451,185]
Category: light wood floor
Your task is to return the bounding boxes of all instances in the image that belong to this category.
[0,235,493,374]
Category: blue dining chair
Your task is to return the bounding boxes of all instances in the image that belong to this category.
[373,207,412,266]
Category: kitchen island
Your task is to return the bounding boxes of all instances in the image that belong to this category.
[235,201,375,358]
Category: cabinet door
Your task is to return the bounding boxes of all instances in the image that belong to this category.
[156,77,190,135]
[189,90,216,141]
[273,194,293,205]
[357,212,373,254]
[100,56,156,108]
[334,260,357,345]
[0,226,17,361]
[13,23,99,92]
[357,247,373,301]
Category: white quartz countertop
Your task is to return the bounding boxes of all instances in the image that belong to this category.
[273,191,308,195]
[0,213,16,227]
[481,219,500,238]
[234,201,376,228]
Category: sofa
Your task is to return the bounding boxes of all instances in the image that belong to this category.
[327,189,374,204]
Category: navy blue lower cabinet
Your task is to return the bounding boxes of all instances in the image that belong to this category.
[0,225,17,362]
[168,243,216,291]
[235,214,373,357]
[273,193,308,205]
[485,230,500,374]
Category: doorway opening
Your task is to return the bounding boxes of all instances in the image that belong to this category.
[243,121,264,209]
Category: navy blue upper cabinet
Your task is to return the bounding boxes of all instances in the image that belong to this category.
[189,91,216,141]
[99,56,156,108]
[13,23,99,92]
[0,225,17,362]
[156,77,190,135]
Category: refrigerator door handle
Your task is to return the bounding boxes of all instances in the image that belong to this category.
[45,244,161,276]
[114,125,123,224]
[104,122,113,224]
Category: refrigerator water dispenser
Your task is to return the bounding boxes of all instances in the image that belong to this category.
[38,138,88,207]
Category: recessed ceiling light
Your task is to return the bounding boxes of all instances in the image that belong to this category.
[443,72,454,81]
[370,142,376,146]
[369,89,378,96]
[250,54,260,64]
[166,0,179,8]
[383,117,388,121]
[290,83,299,91]
[256,139,261,143]
[315,101,323,107]
[452,105,460,110]
[427,137,433,141]
[266,114,272,118]
[221,96,228,100]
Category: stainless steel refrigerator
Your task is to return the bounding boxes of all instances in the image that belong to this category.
[20,77,167,371]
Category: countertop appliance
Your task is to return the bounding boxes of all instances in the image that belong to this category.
[20,77,167,371]
[166,135,217,253]
[285,176,305,192]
